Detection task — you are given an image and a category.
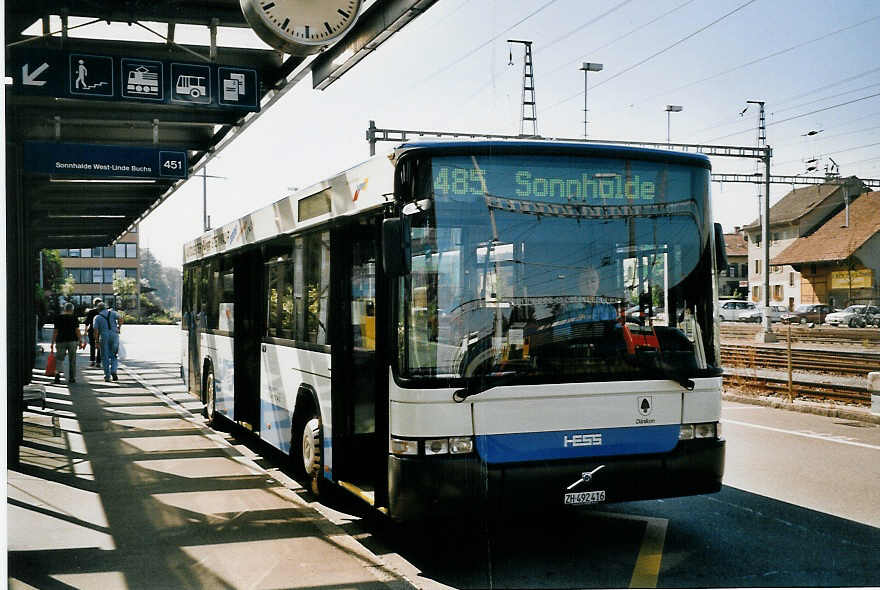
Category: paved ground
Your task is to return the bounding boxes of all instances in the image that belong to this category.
[8,337,416,590]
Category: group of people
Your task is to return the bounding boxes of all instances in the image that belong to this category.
[50,297,123,384]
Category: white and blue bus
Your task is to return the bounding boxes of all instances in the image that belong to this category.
[181,140,726,520]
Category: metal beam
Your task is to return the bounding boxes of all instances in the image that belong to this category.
[712,173,880,188]
[9,35,282,71]
[365,122,770,159]
[6,1,249,38]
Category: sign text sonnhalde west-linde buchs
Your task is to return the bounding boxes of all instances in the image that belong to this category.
[23,142,187,180]
[55,162,153,173]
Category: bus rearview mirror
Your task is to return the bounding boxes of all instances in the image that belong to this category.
[382,218,411,277]
[713,223,728,274]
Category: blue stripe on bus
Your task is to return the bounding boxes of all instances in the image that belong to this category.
[475,425,680,464]
[260,398,293,454]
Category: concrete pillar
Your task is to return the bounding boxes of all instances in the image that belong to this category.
[870,372,880,416]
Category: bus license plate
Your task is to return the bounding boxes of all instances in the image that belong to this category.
[564,490,606,505]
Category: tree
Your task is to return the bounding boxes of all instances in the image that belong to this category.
[139,248,181,312]
[113,276,138,314]
[35,249,65,323]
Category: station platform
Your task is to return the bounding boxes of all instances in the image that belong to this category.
[8,343,416,589]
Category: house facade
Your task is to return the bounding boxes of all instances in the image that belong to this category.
[58,228,140,313]
[740,177,868,309]
[720,229,748,298]
[773,191,880,307]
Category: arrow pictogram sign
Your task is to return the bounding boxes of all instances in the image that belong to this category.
[22,63,49,86]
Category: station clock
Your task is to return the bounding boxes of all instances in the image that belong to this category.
[240,0,362,56]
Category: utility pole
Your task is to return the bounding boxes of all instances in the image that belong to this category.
[508,40,538,137]
[201,165,227,233]
[580,62,603,138]
[747,99,775,342]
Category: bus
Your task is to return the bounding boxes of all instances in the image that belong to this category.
[181,140,726,520]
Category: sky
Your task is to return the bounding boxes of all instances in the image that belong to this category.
[38,0,880,269]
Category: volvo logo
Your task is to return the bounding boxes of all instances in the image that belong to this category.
[566,465,605,490]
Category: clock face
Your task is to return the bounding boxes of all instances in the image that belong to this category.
[241,0,362,55]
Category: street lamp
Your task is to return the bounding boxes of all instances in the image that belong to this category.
[201,165,227,233]
[580,62,603,138]
[665,105,683,145]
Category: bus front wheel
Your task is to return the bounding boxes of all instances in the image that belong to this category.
[202,366,216,424]
[301,415,323,496]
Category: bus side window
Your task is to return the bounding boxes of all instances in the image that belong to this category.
[182,267,192,328]
[303,231,330,346]
[266,261,281,338]
[207,258,220,330]
[219,264,235,334]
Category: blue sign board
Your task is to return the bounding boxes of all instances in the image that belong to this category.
[121,58,164,101]
[10,47,259,112]
[170,63,212,105]
[218,67,259,108]
[70,54,114,97]
[23,142,188,180]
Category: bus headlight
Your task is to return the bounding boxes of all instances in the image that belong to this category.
[694,422,717,439]
[679,422,718,440]
[424,438,449,455]
[390,436,474,456]
[390,438,418,456]
[449,437,474,454]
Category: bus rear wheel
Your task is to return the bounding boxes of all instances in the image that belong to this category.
[301,415,323,496]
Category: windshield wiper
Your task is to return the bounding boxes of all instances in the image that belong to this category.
[452,371,519,403]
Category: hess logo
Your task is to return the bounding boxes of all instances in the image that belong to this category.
[563,433,603,447]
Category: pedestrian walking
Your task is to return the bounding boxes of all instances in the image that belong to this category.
[84,297,103,367]
[93,301,123,382]
[51,302,85,384]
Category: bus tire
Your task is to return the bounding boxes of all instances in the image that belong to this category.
[202,365,215,424]
[300,414,323,496]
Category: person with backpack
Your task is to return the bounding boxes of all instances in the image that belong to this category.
[84,297,103,367]
[51,302,84,384]
[92,301,123,382]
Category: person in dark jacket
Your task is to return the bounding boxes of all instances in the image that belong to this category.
[52,302,84,384]
[84,297,103,367]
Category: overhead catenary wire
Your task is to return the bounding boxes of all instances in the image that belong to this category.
[773,140,880,167]
[541,0,759,114]
[689,66,880,137]
[407,0,562,91]
[541,0,696,80]
[459,0,633,107]
[704,92,880,143]
[638,14,880,108]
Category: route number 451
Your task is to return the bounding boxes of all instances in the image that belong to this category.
[159,151,187,178]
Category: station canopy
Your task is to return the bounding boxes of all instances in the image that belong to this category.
[6,0,436,249]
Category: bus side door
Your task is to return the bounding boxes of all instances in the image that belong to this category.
[330,221,387,502]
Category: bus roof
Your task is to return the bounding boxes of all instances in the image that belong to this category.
[393,139,712,169]
[184,138,712,265]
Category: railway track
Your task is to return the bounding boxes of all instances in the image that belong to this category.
[721,323,880,347]
[723,372,870,405]
[721,345,880,376]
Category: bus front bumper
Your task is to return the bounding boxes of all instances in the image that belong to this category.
[388,438,725,521]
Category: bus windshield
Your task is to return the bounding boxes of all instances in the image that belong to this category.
[398,152,718,383]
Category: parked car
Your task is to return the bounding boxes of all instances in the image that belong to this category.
[740,304,788,323]
[718,300,760,322]
[780,303,833,324]
[825,304,880,328]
